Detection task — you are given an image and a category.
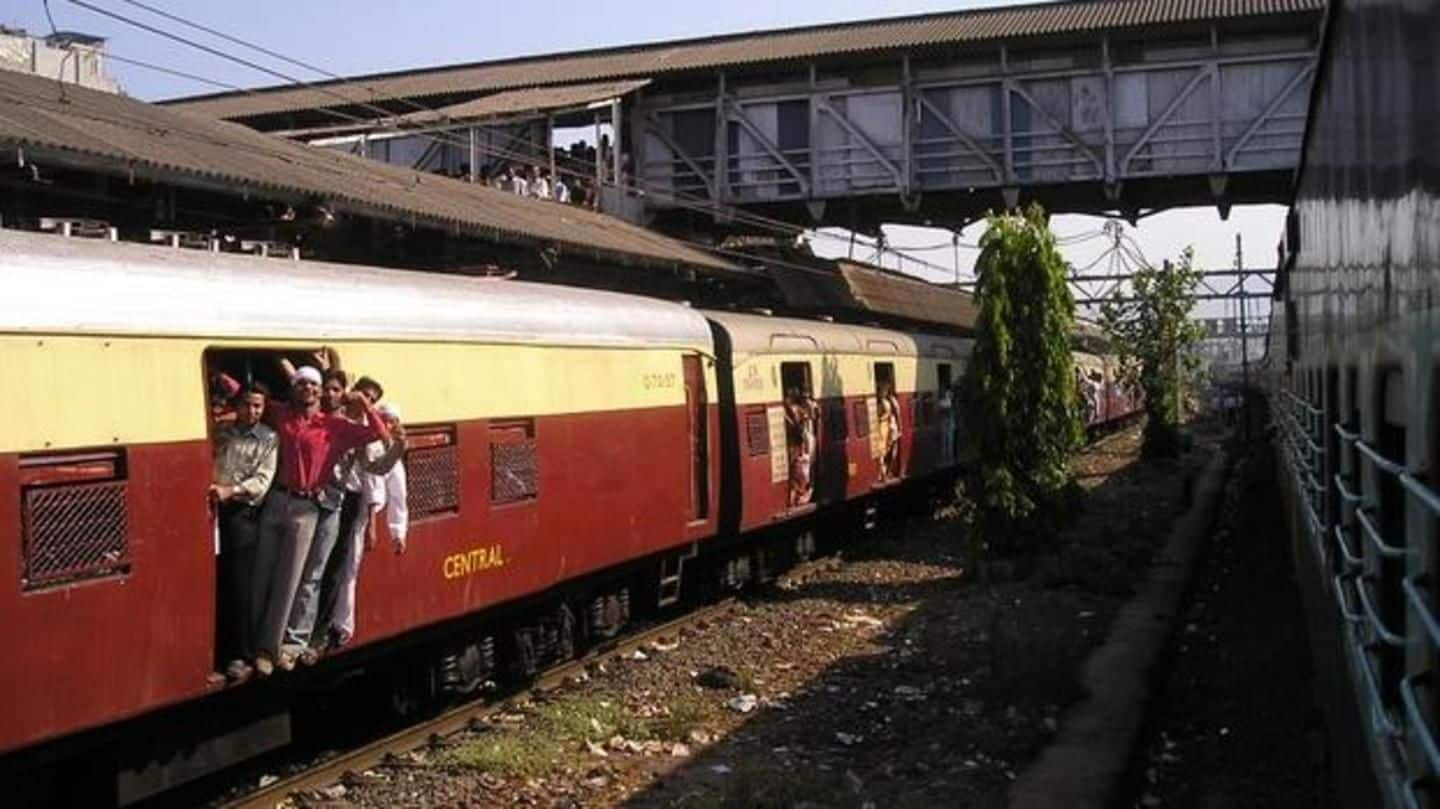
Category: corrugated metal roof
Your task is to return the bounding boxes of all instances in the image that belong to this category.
[168,0,1324,121]
[400,79,652,125]
[279,79,653,141]
[0,69,737,274]
[836,260,980,332]
[0,228,715,349]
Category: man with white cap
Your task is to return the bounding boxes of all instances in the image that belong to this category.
[250,365,391,676]
[325,401,410,649]
[289,387,405,661]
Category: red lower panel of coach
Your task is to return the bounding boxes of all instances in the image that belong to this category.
[0,402,716,756]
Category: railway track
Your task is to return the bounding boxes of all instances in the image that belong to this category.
[221,598,740,809]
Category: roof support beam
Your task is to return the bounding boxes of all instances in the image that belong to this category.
[816,97,904,188]
[1225,60,1316,168]
[725,99,812,195]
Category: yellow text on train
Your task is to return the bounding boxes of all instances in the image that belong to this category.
[443,544,508,580]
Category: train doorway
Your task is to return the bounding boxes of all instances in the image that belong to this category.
[874,361,899,480]
[682,355,709,521]
[780,361,817,508]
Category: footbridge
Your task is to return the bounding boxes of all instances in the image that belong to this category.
[170,0,1324,233]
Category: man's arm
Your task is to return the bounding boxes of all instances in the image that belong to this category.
[362,432,407,476]
[385,464,408,552]
[336,393,391,450]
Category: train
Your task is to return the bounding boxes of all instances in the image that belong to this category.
[1264,0,1440,805]
[0,226,1138,804]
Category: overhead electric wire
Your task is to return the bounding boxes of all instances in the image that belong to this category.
[106,51,248,91]
[69,0,975,276]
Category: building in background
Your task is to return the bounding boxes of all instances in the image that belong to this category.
[0,26,121,94]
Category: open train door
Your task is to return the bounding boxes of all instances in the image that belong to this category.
[682,354,709,521]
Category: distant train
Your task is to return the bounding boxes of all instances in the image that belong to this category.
[0,228,1138,804]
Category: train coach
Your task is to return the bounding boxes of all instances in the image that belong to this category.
[0,228,720,802]
[0,228,972,804]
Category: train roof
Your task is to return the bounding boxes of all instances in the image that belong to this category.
[704,310,969,358]
[0,229,713,350]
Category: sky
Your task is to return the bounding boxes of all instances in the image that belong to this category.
[5,0,1284,324]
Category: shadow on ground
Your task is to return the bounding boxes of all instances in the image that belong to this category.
[621,429,1216,809]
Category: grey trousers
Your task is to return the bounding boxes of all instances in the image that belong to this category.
[282,498,342,651]
[252,491,322,659]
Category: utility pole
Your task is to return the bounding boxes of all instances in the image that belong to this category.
[1236,233,1249,440]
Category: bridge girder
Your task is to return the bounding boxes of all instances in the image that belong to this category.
[637,24,1319,233]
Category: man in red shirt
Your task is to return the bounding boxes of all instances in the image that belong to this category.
[250,365,391,676]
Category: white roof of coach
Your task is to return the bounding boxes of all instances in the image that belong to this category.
[705,310,966,358]
[0,229,713,350]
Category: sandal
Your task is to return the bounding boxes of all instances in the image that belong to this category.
[225,659,254,683]
[298,647,321,667]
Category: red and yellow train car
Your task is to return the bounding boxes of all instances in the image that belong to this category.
[0,230,718,792]
[705,312,972,537]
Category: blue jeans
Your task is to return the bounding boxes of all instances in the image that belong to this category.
[279,497,341,653]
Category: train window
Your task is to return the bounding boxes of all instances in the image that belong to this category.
[937,363,954,392]
[853,399,871,438]
[405,425,460,522]
[1375,368,1407,707]
[874,362,895,392]
[745,407,770,456]
[780,362,812,397]
[19,449,129,591]
[825,399,849,442]
[490,419,538,505]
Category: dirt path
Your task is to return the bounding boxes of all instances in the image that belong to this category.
[1119,443,1327,809]
[288,424,1211,809]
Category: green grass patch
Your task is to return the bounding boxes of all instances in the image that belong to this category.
[650,692,721,741]
[537,695,651,742]
[444,733,557,778]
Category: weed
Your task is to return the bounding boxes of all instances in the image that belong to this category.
[444,732,555,778]
[650,692,720,741]
[538,695,650,742]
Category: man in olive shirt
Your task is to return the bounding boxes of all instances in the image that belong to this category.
[210,383,279,683]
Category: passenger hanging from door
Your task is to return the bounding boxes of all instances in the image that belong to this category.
[312,396,409,657]
[781,362,820,508]
[252,364,392,677]
[286,376,406,664]
[876,380,902,480]
[209,382,278,684]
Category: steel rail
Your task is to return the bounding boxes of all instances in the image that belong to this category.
[221,597,740,809]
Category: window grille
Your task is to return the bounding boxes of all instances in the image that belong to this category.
[491,420,538,504]
[20,450,129,591]
[744,409,770,456]
[853,400,871,438]
[405,426,459,521]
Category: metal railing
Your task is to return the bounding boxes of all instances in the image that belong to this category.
[1273,384,1440,809]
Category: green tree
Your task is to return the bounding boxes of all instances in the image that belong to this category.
[1099,247,1205,458]
[963,205,1081,553]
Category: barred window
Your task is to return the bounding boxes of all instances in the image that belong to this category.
[19,450,129,591]
[853,400,870,438]
[405,426,459,521]
[744,408,770,456]
[491,419,538,505]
